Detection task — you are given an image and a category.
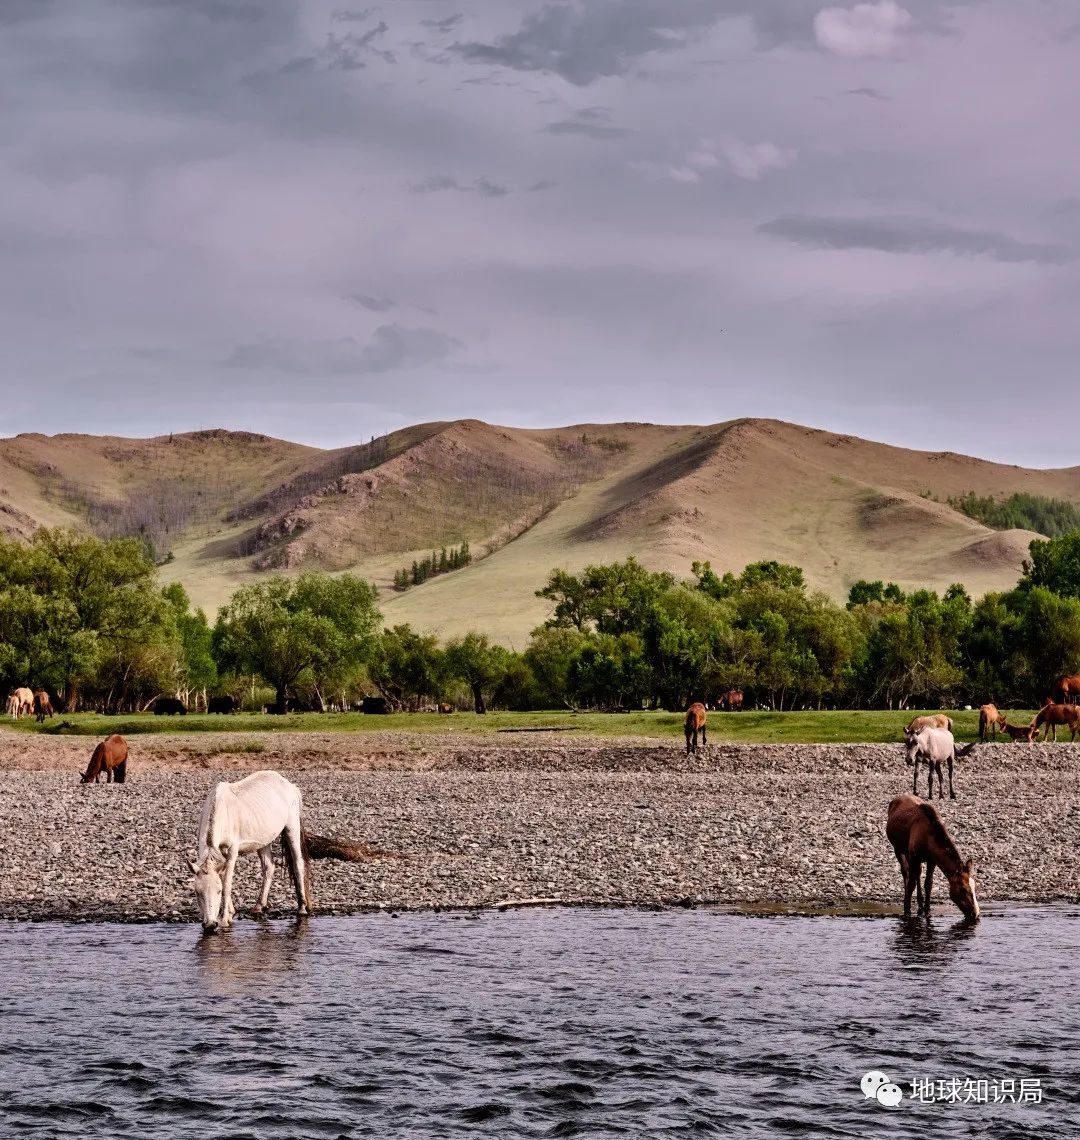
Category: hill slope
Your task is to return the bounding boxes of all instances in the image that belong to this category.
[2,418,1077,644]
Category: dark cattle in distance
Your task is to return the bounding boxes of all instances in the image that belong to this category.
[362,696,390,715]
[152,696,187,716]
[208,695,239,714]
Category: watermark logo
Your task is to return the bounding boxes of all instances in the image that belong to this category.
[861,1071,1043,1108]
[861,1071,904,1109]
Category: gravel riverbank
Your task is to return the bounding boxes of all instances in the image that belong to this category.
[1,731,1078,921]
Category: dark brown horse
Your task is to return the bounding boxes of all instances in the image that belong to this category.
[1052,674,1080,704]
[1034,699,1080,741]
[34,691,53,723]
[81,734,129,784]
[684,702,707,754]
[437,703,454,715]
[886,794,979,920]
[718,690,743,711]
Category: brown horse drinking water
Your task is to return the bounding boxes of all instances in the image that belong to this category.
[684,702,707,755]
[81,734,129,784]
[886,794,979,920]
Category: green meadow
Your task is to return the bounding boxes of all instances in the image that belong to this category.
[5,708,1039,745]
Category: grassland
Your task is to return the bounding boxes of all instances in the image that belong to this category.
[5,709,1037,745]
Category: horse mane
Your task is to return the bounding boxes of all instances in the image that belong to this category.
[83,741,104,782]
[918,803,962,867]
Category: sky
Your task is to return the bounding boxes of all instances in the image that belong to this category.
[2,0,1078,466]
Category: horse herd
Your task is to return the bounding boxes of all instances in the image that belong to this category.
[686,704,986,922]
[46,689,1074,930]
[5,687,53,722]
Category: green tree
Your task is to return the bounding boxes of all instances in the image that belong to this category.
[213,573,379,713]
[445,632,510,714]
[0,529,172,709]
[367,624,445,709]
[1022,533,1080,598]
[163,582,217,704]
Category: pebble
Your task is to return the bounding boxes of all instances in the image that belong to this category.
[0,734,1077,922]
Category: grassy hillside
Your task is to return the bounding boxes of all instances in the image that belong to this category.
[3,418,1080,642]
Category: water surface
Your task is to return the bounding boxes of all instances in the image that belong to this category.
[2,907,1077,1137]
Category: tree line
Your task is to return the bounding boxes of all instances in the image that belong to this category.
[392,542,471,591]
[5,527,1080,714]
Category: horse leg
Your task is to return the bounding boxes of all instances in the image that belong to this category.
[912,756,919,795]
[908,860,922,916]
[285,824,309,915]
[897,853,912,915]
[923,862,935,915]
[106,764,113,784]
[948,753,956,800]
[701,724,707,750]
[221,846,240,927]
[253,845,275,915]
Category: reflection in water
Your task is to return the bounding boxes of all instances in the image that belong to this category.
[194,917,310,992]
[889,914,979,970]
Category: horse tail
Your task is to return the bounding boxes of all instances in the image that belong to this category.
[301,823,396,863]
[956,741,977,758]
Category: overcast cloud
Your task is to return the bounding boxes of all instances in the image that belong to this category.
[1,0,1078,465]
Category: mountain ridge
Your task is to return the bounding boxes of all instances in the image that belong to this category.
[1,417,1074,644]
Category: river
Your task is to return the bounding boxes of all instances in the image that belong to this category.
[2,906,1077,1137]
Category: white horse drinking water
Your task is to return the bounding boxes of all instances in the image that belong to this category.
[189,769,382,933]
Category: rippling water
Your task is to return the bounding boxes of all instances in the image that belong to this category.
[2,907,1078,1138]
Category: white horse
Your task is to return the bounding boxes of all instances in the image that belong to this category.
[8,687,33,718]
[189,770,310,933]
[903,727,975,801]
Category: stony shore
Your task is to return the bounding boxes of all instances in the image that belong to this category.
[1,730,1078,922]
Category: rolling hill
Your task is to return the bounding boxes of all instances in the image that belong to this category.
[2,418,1078,645]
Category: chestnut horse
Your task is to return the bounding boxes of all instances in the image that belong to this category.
[886,794,979,920]
[1052,674,1080,704]
[684,702,707,755]
[719,690,743,711]
[34,691,53,722]
[1034,699,1080,742]
[81,734,129,784]
[977,703,1004,741]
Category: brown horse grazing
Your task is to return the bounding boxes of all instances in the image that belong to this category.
[1000,718,1037,743]
[886,794,979,920]
[684,702,707,755]
[1034,700,1080,742]
[904,713,953,735]
[977,703,1004,741]
[34,691,53,722]
[437,703,454,715]
[1052,674,1080,704]
[81,735,129,784]
[718,690,743,711]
